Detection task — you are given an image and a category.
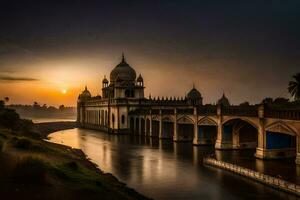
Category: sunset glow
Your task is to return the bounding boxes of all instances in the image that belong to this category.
[0,1,299,107]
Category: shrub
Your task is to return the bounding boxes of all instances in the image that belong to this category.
[65,161,78,170]
[11,138,32,150]
[0,108,20,129]
[13,157,47,185]
[16,119,34,134]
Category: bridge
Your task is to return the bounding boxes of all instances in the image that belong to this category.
[128,103,300,164]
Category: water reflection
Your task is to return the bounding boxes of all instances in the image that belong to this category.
[49,128,298,200]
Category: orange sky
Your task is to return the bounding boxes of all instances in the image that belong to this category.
[0,51,292,107]
[0,1,299,107]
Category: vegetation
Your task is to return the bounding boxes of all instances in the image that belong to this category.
[13,157,47,185]
[7,102,76,120]
[288,73,300,101]
[239,102,250,106]
[260,97,300,107]
[0,140,3,151]
[0,104,150,200]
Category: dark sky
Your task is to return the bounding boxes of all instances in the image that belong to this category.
[0,0,300,106]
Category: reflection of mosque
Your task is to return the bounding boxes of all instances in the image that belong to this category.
[77,53,229,134]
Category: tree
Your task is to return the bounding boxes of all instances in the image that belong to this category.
[33,102,40,109]
[4,97,9,103]
[262,98,273,105]
[59,105,65,110]
[288,73,300,101]
[0,100,4,110]
[273,97,289,105]
[239,101,250,106]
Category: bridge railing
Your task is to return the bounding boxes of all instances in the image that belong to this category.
[265,107,300,120]
[177,108,194,115]
[222,106,258,117]
[203,157,300,196]
[197,106,217,116]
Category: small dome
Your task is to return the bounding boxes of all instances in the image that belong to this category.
[217,93,230,106]
[102,76,108,83]
[110,53,136,83]
[187,87,202,99]
[78,86,91,100]
[137,74,143,82]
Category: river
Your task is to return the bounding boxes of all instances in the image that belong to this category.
[49,128,299,200]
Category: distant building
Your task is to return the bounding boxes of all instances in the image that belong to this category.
[77,54,207,134]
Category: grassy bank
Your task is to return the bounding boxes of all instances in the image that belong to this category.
[0,127,151,200]
[0,104,151,199]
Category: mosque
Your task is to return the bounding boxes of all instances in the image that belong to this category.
[77,54,229,134]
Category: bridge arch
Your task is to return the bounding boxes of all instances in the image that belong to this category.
[162,115,174,122]
[265,121,298,136]
[198,116,217,126]
[264,121,297,157]
[177,115,194,141]
[197,117,217,145]
[151,115,159,137]
[161,115,174,139]
[222,117,259,130]
[177,115,194,124]
[222,118,258,149]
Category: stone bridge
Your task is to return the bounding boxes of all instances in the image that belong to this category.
[129,104,300,164]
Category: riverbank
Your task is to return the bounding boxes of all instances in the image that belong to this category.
[0,123,151,200]
[203,157,300,197]
[33,121,77,138]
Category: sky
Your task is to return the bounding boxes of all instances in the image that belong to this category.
[0,0,299,107]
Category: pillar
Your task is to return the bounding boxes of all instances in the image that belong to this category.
[255,104,266,159]
[159,109,163,138]
[215,104,224,149]
[144,116,147,136]
[149,110,153,137]
[139,117,142,135]
[193,107,199,145]
[173,108,178,141]
[296,135,300,165]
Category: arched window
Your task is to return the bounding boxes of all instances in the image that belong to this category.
[121,115,125,124]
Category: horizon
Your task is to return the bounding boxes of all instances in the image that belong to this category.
[0,1,299,106]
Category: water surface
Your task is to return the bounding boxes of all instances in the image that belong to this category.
[49,128,298,200]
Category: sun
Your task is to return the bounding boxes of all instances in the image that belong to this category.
[61,89,67,94]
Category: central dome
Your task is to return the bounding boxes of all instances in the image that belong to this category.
[187,88,202,99]
[110,54,136,83]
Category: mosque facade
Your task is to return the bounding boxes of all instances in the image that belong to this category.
[77,54,228,134]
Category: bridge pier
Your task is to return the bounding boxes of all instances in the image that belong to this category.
[255,115,266,159]
[296,137,300,164]
[215,105,233,149]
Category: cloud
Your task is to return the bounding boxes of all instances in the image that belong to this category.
[0,75,39,81]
